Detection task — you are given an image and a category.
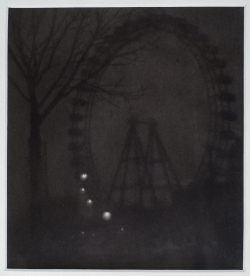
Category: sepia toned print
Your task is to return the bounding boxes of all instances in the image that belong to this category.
[7,7,243,269]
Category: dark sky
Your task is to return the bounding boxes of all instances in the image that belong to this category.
[8,8,244,220]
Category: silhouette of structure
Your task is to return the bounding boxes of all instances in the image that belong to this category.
[107,118,181,209]
[68,90,104,201]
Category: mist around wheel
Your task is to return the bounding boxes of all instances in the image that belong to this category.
[7,7,243,270]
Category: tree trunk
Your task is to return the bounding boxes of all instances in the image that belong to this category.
[28,106,42,234]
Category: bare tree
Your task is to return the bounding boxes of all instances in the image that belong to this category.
[8,8,151,226]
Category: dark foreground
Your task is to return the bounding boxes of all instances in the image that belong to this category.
[7,187,243,270]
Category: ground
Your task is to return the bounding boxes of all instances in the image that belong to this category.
[7,191,243,270]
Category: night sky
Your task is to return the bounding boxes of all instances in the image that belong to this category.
[8,8,243,212]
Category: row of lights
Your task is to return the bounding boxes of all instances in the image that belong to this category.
[80,173,112,221]
[79,173,122,237]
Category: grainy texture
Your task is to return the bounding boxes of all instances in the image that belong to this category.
[7,7,243,269]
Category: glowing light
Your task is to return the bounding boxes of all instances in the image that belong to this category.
[120,228,124,231]
[80,188,85,193]
[102,212,112,221]
[81,231,85,235]
[80,173,88,180]
[86,199,93,206]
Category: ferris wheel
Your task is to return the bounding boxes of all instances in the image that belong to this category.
[68,13,237,210]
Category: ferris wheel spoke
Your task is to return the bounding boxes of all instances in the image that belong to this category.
[68,14,237,210]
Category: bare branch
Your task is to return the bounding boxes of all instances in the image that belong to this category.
[8,76,30,102]
[36,14,76,85]
[36,9,58,69]
[85,83,129,96]
[38,15,88,107]
[96,92,119,107]
[8,46,28,79]
[40,89,65,121]
[9,13,32,73]
[9,8,149,123]
[29,10,47,74]
[40,35,99,118]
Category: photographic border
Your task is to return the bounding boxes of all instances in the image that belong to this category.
[1,0,249,275]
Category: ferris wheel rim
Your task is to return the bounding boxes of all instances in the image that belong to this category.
[68,13,237,206]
